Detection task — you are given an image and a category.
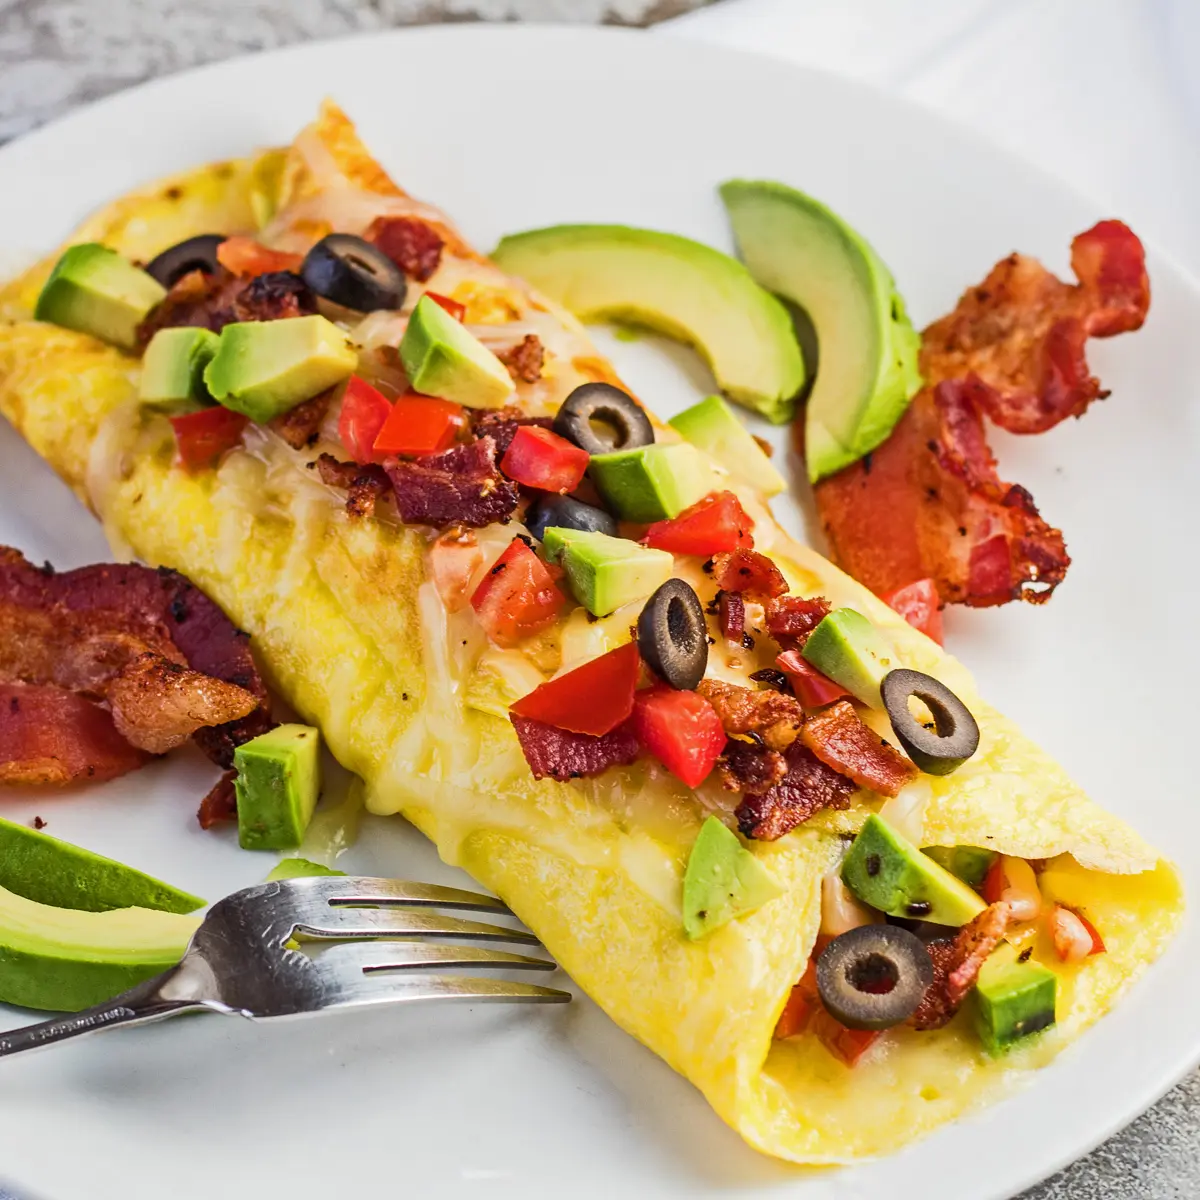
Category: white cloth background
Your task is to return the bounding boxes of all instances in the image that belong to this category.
[664,0,1200,277]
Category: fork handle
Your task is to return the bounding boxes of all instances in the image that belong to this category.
[0,971,203,1058]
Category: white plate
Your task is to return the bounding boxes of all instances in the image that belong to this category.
[0,25,1196,1200]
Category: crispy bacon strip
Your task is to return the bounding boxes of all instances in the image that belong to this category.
[0,548,271,766]
[816,382,1070,606]
[717,590,746,644]
[197,769,238,829]
[710,549,787,600]
[909,902,1011,1031]
[921,221,1148,434]
[736,740,855,841]
[510,715,639,782]
[500,334,545,384]
[716,736,788,794]
[385,437,519,529]
[696,679,805,752]
[764,595,831,650]
[800,700,915,796]
[469,408,553,459]
[0,682,151,785]
[367,216,445,282]
[270,389,333,450]
[314,454,391,518]
[106,653,258,755]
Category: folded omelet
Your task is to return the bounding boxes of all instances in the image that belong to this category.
[0,103,1181,1162]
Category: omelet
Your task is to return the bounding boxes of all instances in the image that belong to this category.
[0,102,1182,1163]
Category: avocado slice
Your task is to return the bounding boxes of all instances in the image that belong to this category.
[0,815,203,914]
[204,315,358,423]
[720,180,922,482]
[802,608,897,708]
[842,814,986,927]
[399,294,515,410]
[492,225,805,423]
[267,857,346,881]
[234,723,323,852]
[682,816,782,939]
[542,527,673,617]
[0,882,199,1012]
[140,326,220,413]
[974,942,1058,1054]
[588,443,712,523]
[669,394,786,498]
[926,846,999,890]
[34,243,167,351]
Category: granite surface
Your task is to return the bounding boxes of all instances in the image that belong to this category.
[0,1,1193,1196]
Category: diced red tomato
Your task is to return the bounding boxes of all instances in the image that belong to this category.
[774,960,819,1040]
[511,641,640,737]
[170,407,248,471]
[470,538,567,649]
[338,375,393,464]
[425,292,466,322]
[631,685,726,788]
[373,393,465,457]
[880,578,944,645]
[811,1009,881,1066]
[776,650,849,708]
[1048,903,1105,962]
[215,236,303,277]
[428,530,484,613]
[642,491,755,556]
[499,425,590,495]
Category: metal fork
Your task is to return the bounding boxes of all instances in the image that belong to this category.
[0,876,570,1057]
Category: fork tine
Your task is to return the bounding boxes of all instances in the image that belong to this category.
[293,908,540,944]
[317,974,571,1011]
[311,941,557,974]
[307,877,511,913]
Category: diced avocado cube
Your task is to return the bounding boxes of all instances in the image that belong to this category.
[399,294,515,409]
[542,527,673,617]
[140,327,220,413]
[802,607,897,708]
[267,857,346,882]
[234,723,322,852]
[204,315,358,423]
[588,443,711,523]
[669,394,786,497]
[842,814,986,927]
[926,845,999,889]
[974,942,1058,1054]
[34,243,166,351]
[682,816,782,939]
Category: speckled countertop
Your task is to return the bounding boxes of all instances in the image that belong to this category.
[0,2,1195,1197]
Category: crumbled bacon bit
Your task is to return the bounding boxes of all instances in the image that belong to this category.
[717,590,745,643]
[367,216,445,282]
[385,437,519,529]
[710,549,788,599]
[696,678,805,752]
[816,381,1070,606]
[0,681,150,786]
[764,594,832,650]
[31,816,46,830]
[314,453,391,518]
[800,700,915,796]
[510,714,639,781]
[716,736,787,793]
[468,407,553,458]
[500,334,546,383]
[197,769,238,829]
[736,740,855,841]
[270,389,333,450]
[921,221,1149,434]
[909,902,1012,1030]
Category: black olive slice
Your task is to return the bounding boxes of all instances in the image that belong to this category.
[145,234,226,288]
[881,668,981,776]
[527,494,617,542]
[816,924,934,1031]
[553,383,655,455]
[300,234,407,313]
[637,579,708,691]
